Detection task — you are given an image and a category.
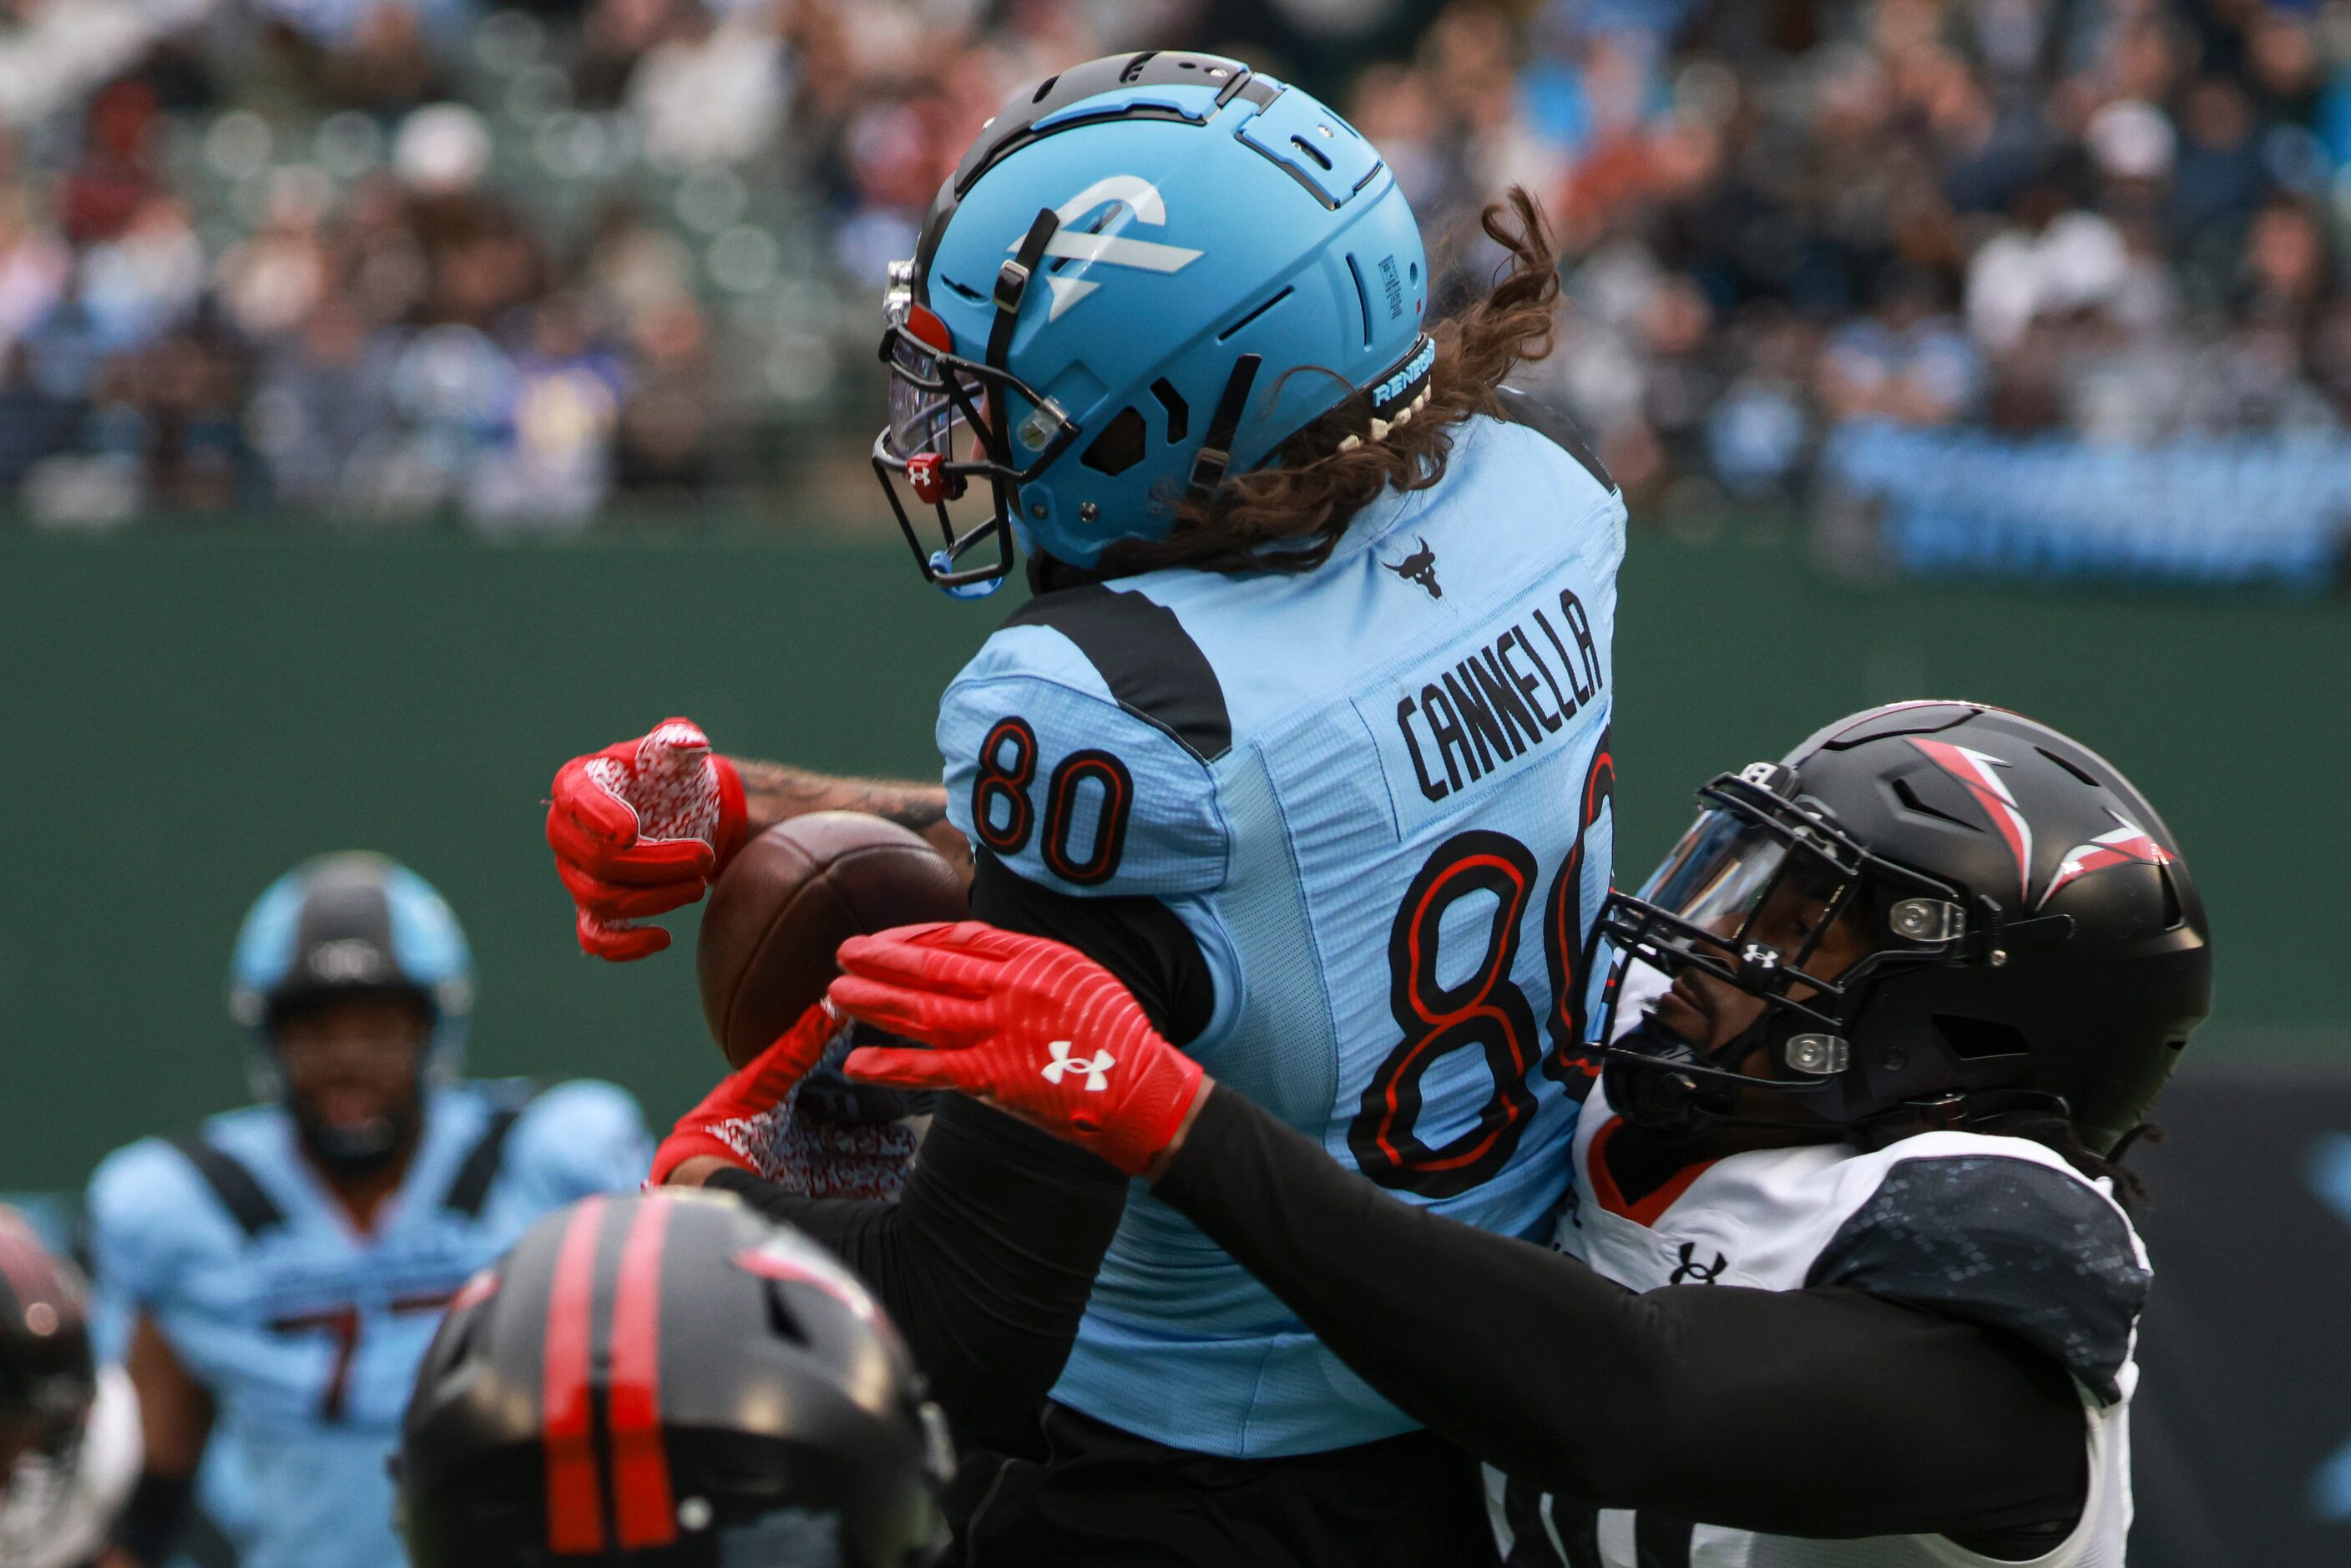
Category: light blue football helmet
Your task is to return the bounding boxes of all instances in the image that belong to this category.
[227,852,476,1090]
[874,51,1433,594]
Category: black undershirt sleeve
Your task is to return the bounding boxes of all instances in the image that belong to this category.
[1154,1087,2089,1544]
[705,851,1216,1449]
[708,1101,1120,1448]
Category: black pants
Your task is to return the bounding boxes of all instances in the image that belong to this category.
[953,1402,1502,1568]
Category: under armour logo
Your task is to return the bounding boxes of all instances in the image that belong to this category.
[1667,1242,1727,1285]
[1020,175,1204,321]
[1041,1039,1115,1092]
[1383,537,1441,598]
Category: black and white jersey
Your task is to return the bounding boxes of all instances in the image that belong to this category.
[1489,1079,2149,1568]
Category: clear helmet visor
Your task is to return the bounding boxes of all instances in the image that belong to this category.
[1640,809,1791,936]
[882,306,978,465]
[1634,803,1877,984]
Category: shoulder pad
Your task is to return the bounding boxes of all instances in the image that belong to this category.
[940,593,1229,898]
[498,1080,652,1202]
[84,1139,245,1303]
[1493,387,1619,498]
[1807,1150,2148,1404]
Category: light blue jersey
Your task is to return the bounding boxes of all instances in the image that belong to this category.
[84,1080,650,1568]
[939,416,1625,1456]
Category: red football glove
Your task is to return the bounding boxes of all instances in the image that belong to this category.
[828,922,1206,1178]
[650,1000,845,1185]
[548,718,748,960]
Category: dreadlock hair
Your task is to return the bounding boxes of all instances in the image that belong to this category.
[1104,185,1564,577]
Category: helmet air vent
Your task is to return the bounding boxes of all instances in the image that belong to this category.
[2036,746,2103,788]
[1346,252,1373,347]
[1932,1014,2031,1060]
[1150,378,1189,442]
[1891,775,1972,829]
[1079,407,1148,476]
[1218,286,1295,342]
[762,1282,808,1346]
[1031,75,1060,104]
[2156,862,2185,929]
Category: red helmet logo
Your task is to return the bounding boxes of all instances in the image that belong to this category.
[2036,813,2174,911]
[1909,738,2035,904]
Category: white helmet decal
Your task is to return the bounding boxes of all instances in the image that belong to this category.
[1016,175,1205,321]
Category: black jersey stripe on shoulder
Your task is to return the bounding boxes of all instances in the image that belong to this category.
[167,1135,286,1238]
[443,1082,539,1218]
[1495,384,1616,496]
[1004,583,1232,762]
[1807,1152,2147,1404]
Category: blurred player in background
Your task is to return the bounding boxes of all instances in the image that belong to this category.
[549,48,1624,1565]
[825,701,2209,1567]
[83,852,650,1568]
[397,1188,949,1568]
[0,1206,139,1568]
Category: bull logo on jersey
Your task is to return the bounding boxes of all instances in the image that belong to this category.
[1908,739,2035,903]
[2036,812,2174,911]
[1384,537,1441,598]
[1019,175,1205,322]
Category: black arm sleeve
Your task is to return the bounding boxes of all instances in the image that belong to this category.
[708,1100,1120,1447]
[705,851,1215,1446]
[1154,1088,2089,1542]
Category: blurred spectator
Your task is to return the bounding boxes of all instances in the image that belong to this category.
[1818,266,1982,427]
[248,296,398,506]
[0,0,2340,533]
[626,2,786,167]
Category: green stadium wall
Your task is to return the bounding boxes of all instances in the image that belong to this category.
[3,527,2343,1188]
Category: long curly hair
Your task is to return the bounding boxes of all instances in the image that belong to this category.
[1104,186,1565,577]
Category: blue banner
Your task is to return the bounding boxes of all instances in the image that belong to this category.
[1823,421,2351,593]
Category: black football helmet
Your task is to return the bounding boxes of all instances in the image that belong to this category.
[1594,701,2212,1154]
[0,1207,97,1551]
[398,1191,949,1567]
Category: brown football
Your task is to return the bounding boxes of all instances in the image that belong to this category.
[695,812,967,1069]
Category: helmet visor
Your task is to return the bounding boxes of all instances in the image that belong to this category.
[882,312,980,468]
[1630,798,1878,988]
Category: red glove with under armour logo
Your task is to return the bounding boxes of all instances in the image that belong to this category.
[650,1000,845,1185]
[548,718,748,960]
[828,922,1206,1178]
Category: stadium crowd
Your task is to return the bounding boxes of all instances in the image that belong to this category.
[0,0,2346,529]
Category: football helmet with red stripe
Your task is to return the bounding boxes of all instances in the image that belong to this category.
[398,1191,948,1566]
[1590,701,2211,1155]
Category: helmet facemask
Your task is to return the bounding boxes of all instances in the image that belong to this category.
[1593,764,1974,1136]
[872,217,1081,598]
[0,1412,88,1559]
